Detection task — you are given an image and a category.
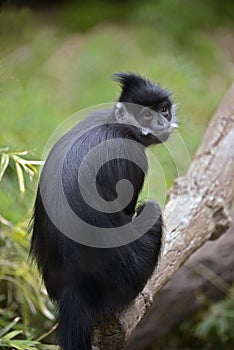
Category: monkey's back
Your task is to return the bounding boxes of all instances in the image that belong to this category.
[31,110,161,316]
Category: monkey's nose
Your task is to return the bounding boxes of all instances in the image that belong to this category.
[157,118,164,126]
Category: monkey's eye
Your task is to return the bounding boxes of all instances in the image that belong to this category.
[143,109,154,120]
[160,105,168,113]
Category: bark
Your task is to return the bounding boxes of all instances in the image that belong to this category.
[94,83,234,350]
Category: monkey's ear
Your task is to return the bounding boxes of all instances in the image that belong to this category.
[114,102,128,123]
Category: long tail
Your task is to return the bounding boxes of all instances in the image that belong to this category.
[58,290,93,350]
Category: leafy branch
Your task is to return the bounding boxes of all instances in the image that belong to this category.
[0,148,44,197]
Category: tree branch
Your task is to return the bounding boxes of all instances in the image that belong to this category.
[94,83,234,350]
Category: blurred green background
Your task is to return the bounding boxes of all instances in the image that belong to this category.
[0,0,234,349]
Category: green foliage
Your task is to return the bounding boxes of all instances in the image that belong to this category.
[195,286,234,345]
[0,317,57,349]
[131,0,234,43]
[0,148,44,222]
[57,0,234,38]
[59,0,131,32]
[0,9,36,53]
[0,151,57,349]
[152,284,234,350]
[0,148,43,197]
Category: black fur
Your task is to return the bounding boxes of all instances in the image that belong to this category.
[31,73,173,350]
[113,72,171,108]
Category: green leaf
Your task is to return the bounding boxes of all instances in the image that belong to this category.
[18,161,35,180]
[38,345,59,349]
[0,147,9,153]
[22,160,44,165]
[0,317,20,337]
[5,339,39,349]
[11,150,29,156]
[15,162,25,196]
[0,153,10,181]
[3,330,23,340]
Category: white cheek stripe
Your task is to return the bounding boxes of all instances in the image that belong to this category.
[140,127,151,135]
[171,122,178,128]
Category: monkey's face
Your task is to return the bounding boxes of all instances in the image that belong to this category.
[136,101,177,141]
[115,102,177,144]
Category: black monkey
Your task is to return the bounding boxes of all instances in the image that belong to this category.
[31,73,177,350]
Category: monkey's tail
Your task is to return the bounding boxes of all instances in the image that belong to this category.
[58,289,93,350]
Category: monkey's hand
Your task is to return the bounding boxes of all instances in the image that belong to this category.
[136,200,161,217]
[132,200,162,239]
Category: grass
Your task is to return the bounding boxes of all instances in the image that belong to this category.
[0,5,233,222]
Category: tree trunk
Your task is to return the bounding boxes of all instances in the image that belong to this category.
[94,83,234,350]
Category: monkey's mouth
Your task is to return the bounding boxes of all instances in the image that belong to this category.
[140,129,169,144]
[142,125,176,137]
[141,121,178,137]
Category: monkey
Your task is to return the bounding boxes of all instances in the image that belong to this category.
[30,72,177,350]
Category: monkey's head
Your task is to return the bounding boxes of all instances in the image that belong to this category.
[113,72,177,144]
